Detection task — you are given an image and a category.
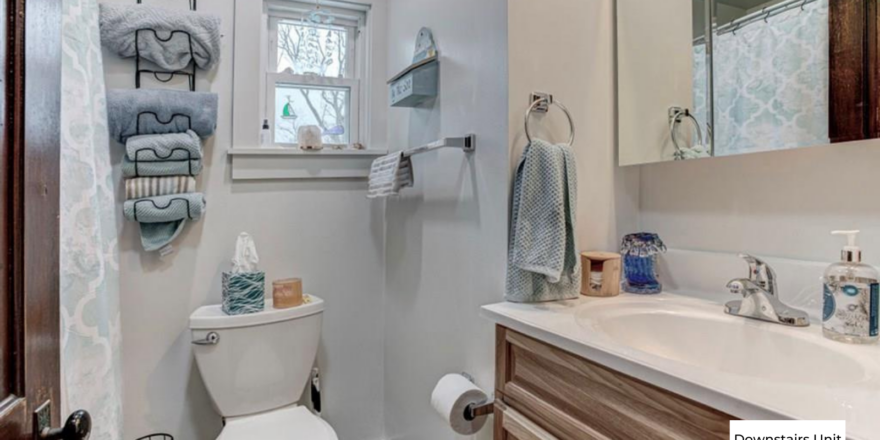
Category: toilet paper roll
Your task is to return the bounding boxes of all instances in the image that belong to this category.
[430,373,489,435]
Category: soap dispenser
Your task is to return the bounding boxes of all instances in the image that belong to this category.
[823,230,879,344]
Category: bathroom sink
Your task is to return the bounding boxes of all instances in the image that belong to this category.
[575,297,870,387]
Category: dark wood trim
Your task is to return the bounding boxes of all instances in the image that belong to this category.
[830,0,869,143]
[21,0,62,429]
[0,0,62,437]
[867,0,880,138]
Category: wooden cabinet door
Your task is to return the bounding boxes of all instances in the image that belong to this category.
[0,0,67,438]
[496,326,733,440]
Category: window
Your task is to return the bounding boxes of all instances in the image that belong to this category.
[266,2,366,147]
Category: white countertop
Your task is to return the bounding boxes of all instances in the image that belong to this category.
[481,293,880,440]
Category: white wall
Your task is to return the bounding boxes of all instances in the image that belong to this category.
[619,0,696,165]
[640,140,880,267]
[382,0,509,439]
[102,0,387,439]
[510,0,640,254]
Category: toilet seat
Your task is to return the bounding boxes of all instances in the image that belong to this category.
[217,405,338,440]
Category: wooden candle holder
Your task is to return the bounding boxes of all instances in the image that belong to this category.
[581,252,622,297]
[272,278,304,309]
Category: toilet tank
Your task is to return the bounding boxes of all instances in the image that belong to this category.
[190,297,324,418]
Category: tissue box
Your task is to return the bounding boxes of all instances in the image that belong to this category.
[222,271,266,316]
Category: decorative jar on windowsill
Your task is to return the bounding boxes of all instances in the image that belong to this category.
[620,233,667,294]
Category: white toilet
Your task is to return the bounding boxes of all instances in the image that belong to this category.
[189,297,337,440]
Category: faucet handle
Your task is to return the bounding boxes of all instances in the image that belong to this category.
[737,254,776,293]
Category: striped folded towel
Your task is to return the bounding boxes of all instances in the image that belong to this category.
[125,176,197,200]
[367,152,414,199]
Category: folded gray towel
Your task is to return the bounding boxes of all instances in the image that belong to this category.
[126,130,202,162]
[99,3,222,71]
[107,89,218,142]
[123,193,206,252]
[505,139,580,303]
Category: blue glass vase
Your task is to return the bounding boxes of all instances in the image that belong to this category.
[620,233,667,294]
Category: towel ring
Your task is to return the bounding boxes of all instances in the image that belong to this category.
[669,107,703,159]
[525,93,575,146]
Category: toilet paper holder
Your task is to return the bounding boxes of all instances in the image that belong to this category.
[460,372,495,421]
[463,400,494,421]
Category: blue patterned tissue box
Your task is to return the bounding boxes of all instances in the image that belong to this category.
[222,271,265,315]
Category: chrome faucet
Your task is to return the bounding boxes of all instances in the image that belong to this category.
[725,254,810,327]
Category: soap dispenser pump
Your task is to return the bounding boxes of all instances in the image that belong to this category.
[823,230,879,344]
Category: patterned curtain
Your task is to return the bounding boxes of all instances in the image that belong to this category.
[712,0,829,156]
[60,0,124,438]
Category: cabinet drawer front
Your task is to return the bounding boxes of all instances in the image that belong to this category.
[496,401,562,440]
[496,326,732,440]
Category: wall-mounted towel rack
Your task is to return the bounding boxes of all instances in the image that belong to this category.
[525,92,575,146]
[402,135,476,158]
[135,0,198,92]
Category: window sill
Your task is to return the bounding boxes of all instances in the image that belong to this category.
[227,147,388,180]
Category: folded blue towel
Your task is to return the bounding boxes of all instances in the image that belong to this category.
[123,130,203,177]
[99,4,222,71]
[123,193,206,252]
[505,139,580,303]
[126,130,202,162]
[107,89,218,142]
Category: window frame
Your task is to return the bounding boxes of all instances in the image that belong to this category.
[266,72,361,147]
[264,6,367,149]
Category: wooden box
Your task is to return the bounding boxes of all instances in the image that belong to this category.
[581,251,622,297]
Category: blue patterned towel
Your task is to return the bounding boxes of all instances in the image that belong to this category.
[123,193,206,252]
[505,139,580,303]
[107,89,218,142]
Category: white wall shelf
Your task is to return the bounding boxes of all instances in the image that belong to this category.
[228,148,388,180]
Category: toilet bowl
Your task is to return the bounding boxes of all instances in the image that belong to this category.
[190,297,337,440]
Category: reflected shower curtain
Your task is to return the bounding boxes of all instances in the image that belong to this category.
[701,0,829,156]
[60,0,124,438]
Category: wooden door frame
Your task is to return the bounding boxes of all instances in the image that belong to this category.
[830,0,880,142]
[0,0,63,437]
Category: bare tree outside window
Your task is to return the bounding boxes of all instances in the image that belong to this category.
[274,20,351,145]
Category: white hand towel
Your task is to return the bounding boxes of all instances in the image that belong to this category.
[367,152,414,199]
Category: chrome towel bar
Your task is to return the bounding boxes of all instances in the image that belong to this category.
[402,135,476,158]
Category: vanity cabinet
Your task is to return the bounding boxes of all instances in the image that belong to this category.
[494,326,735,440]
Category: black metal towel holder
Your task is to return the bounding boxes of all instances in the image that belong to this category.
[134,0,199,92]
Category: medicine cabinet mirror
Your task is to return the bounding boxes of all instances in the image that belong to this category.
[618,0,880,166]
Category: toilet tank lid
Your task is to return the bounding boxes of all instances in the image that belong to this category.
[189,297,324,330]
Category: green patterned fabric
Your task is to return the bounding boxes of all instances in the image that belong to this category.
[60,0,123,438]
[222,272,266,315]
[711,0,829,156]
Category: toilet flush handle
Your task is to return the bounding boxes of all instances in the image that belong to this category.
[192,332,220,346]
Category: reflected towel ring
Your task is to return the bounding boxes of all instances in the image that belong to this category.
[525,94,575,146]
[669,108,703,157]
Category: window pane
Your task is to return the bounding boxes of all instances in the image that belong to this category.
[276,20,350,78]
[274,83,351,145]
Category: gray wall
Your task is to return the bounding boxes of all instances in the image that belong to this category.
[382,0,509,439]
[103,0,387,439]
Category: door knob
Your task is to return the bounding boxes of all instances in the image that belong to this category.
[40,410,91,440]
